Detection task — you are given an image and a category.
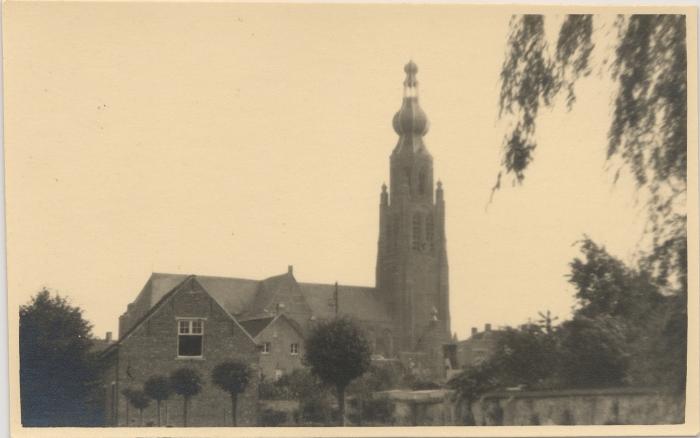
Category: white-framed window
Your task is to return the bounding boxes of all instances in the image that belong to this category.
[177,319,204,357]
[262,342,271,354]
[290,343,299,355]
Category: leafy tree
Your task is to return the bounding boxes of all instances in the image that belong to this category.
[569,237,663,323]
[448,362,500,425]
[211,360,251,426]
[347,364,401,425]
[125,389,151,426]
[496,14,687,294]
[169,367,203,427]
[19,289,102,426]
[557,315,630,388]
[144,375,173,426]
[568,237,685,390]
[304,317,372,426]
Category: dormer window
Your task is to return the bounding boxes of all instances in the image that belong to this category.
[177,319,204,357]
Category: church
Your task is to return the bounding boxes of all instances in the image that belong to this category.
[100,61,455,426]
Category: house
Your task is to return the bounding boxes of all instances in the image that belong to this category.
[239,313,305,380]
[101,61,456,426]
[456,324,502,368]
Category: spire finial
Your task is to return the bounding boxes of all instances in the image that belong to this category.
[404,60,418,88]
[393,61,429,137]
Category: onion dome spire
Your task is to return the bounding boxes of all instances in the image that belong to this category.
[392,61,430,152]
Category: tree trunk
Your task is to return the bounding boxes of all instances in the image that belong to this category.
[231,393,238,426]
[139,408,143,426]
[156,400,162,427]
[337,385,346,426]
[165,400,169,426]
[125,401,130,426]
[183,396,189,427]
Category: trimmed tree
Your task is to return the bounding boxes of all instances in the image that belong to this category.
[121,388,135,426]
[211,360,252,426]
[144,375,173,426]
[126,389,151,426]
[303,316,371,426]
[169,367,203,427]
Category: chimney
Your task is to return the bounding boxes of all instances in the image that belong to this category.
[288,265,294,275]
[105,331,113,342]
[276,302,286,315]
[485,323,492,332]
[471,327,477,336]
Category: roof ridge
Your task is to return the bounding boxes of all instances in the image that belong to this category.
[298,281,375,290]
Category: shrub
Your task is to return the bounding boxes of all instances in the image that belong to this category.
[258,408,287,426]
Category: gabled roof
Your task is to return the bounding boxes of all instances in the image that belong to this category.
[103,276,258,357]
[239,316,275,338]
[116,270,391,350]
[247,272,297,316]
[299,282,390,323]
[239,313,306,339]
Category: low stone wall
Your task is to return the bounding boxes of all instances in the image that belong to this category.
[378,389,457,426]
[470,388,685,426]
[370,387,685,426]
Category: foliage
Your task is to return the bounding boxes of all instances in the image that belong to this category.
[144,375,172,426]
[557,315,630,388]
[348,395,396,426]
[169,367,203,426]
[450,235,686,406]
[496,14,687,297]
[144,375,173,402]
[211,361,251,396]
[127,389,151,410]
[124,389,151,426]
[568,238,686,389]
[295,392,338,426]
[347,364,402,395]
[303,316,372,425]
[211,360,252,426]
[569,238,663,323]
[170,367,203,398]
[19,289,103,426]
[258,407,287,426]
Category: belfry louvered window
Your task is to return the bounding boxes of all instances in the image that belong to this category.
[426,214,434,250]
[412,213,422,251]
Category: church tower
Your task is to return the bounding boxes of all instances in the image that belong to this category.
[376,61,451,354]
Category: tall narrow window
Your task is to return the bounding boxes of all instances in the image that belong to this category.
[418,171,426,195]
[178,319,204,357]
[426,214,434,250]
[262,342,271,354]
[412,213,422,251]
[385,221,392,251]
[290,343,299,355]
[392,215,400,250]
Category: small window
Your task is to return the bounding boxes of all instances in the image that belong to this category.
[178,319,204,357]
[290,343,299,355]
[262,342,271,354]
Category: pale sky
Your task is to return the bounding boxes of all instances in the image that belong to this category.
[5,4,647,340]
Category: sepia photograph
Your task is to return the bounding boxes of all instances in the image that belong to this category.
[2,2,698,436]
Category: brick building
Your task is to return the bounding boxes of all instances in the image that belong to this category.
[101,61,455,426]
[456,324,502,369]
